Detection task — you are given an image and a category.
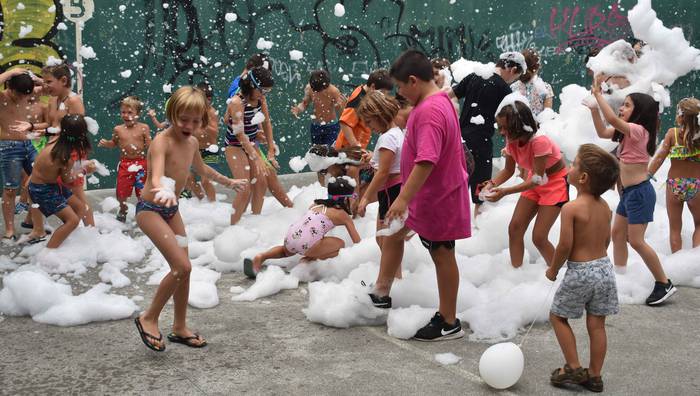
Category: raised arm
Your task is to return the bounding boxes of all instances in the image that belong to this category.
[648,128,674,176]
[592,74,630,136]
[291,85,312,118]
[147,109,168,130]
[98,127,119,148]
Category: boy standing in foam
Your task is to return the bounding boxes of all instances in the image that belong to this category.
[447,52,524,217]
[369,50,471,341]
[134,86,247,351]
[546,144,621,393]
[98,96,151,222]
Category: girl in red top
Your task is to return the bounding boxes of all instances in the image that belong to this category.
[484,95,568,268]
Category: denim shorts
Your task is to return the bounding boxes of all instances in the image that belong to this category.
[310,121,340,146]
[616,180,655,224]
[28,182,73,217]
[0,140,37,189]
[551,257,619,319]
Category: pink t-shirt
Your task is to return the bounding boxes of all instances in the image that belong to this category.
[617,123,650,164]
[504,134,562,171]
[402,91,471,241]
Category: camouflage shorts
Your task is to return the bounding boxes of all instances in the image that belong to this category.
[551,257,619,319]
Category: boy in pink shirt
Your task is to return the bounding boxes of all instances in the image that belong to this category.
[369,49,471,341]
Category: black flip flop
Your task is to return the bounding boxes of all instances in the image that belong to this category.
[243,258,258,279]
[20,222,52,234]
[27,236,47,245]
[134,317,165,352]
[167,332,207,348]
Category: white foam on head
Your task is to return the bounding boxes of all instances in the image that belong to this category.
[499,51,527,74]
[451,58,495,82]
[495,92,530,118]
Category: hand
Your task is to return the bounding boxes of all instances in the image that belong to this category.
[582,95,598,109]
[545,266,558,281]
[10,121,32,133]
[485,187,506,202]
[386,197,408,222]
[290,105,301,118]
[227,178,248,192]
[83,160,97,175]
[256,132,268,145]
[254,157,269,177]
[152,187,178,208]
[269,156,280,170]
[3,68,27,79]
[147,109,156,118]
[356,198,368,217]
[591,74,605,95]
[98,139,109,147]
[360,150,373,165]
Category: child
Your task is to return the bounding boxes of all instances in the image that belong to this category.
[134,86,247,352]
[448,52,525,217]
[243,176,361,278]
[98,96,151,222]
[587,75,677,305]
[510,49,554,116]
[28,115,94,249]
[546,144,620,393]
[355,91,404,278]
[291,69,346,146]
[41,63,95,227]
[370,50,471,342]
[648,97,700,252]
[190,82,221,202]
[484,96,568,267]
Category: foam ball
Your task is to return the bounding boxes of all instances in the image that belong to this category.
[479,342,524,389]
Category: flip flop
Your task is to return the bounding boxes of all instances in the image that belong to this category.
[19,222,52,234]
[167,332,207,348]
[2,235,17,244]
[134,317,165,352]
[27,236,47,245]
[243,258,258,279]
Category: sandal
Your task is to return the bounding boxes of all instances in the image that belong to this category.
[580,369,604,392]
[27,236,47,245]
[134,316,165,352]
[167,332,207,348]
[2,235,17,244]
[243,258,258,279]
[550,364,586,387]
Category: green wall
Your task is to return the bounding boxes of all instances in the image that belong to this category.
[1,0,698,188]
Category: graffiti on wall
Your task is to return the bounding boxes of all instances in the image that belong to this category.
[0,0,64,73]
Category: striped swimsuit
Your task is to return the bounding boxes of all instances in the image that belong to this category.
[225,96,262,146]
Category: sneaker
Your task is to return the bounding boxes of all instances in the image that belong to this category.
[14,202,28,214]
[368,293,392,309]
[645,279,677,306]
[413,312,465,341]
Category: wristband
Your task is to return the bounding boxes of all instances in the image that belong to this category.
[29,122,35,131]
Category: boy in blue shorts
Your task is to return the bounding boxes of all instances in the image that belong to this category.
[546,144,621,393]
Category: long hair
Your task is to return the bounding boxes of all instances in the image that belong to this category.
[496,100,538,141]
[519,49,541,84]
[614,93,659,156]
[677,97,700,151]
[51,115,91,164]
[356,91,400,132]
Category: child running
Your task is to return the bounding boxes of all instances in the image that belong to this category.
[484,95,568,267]
[369,50,471,341]
[355,91,404,278]
[587,74,677,305]
[134,86,247,352]
[243,176,360,278]
[648,97,700,252]
[98,96,151,222]
[546,144,620,393]
[28,115,94,249]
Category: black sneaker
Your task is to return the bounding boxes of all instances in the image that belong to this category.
[413,312,465,341]
[645,279,677,306]
[368,293,392,309]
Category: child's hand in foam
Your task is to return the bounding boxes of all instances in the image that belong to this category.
[484,187,506,202]
[82,160,97,175]
[153,187,177,207]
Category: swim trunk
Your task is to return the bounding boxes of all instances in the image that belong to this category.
[667,177,699,202]
[28,182,73,217]
[116,158,147,201]
[521,168,569,207]
[419,236,455,252]
[378,183,401,220]
[135,200,179,222]
[616,180,655,224]
[310,121,341,146]
[0,140,37,189]
[550,257,619,319]
[31,136,48,153]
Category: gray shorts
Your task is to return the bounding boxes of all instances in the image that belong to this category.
[551,257,619,319]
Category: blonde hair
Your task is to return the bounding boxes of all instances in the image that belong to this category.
[677,97,700,151]
[356,91,399,132]
[165,86,209,126]
[121,96,143,113]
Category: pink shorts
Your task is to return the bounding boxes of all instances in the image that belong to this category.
[522,168,569,206]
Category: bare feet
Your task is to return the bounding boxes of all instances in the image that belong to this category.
[252,255,264,273]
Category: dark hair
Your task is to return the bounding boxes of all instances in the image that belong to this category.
[496,101,538,141]
[394,94,411,108]
[495,59,524,74]
[308,144,363,163]
[577,144,620,196]
[613,93,658,156]
[51,115,92,164]
[314,176,355,214]
[7,73,34,95]
[42,64,72,87]
[246,53,273,71]
[309,70,331,92]
[431,57,451,70]
[239,67,274,97]
[519,49,541,84]
[367,69,394,90]
[390,50,433,83]
[584,47,601,66]
[196,81,213,98]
